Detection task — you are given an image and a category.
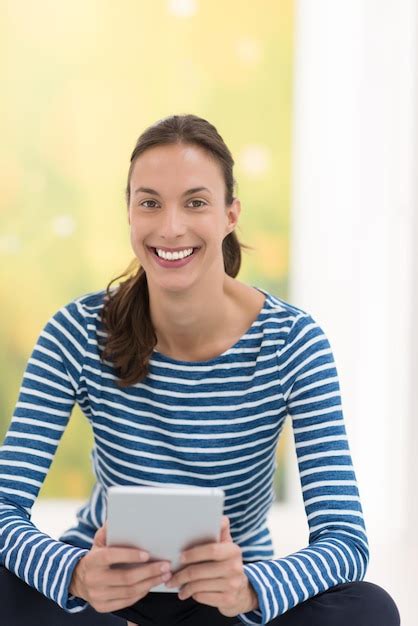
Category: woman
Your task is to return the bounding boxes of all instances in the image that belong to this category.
[0,114,400,625]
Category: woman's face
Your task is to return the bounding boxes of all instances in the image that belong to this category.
[128,143,240,293]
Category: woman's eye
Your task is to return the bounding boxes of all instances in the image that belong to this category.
[141,200,158,208]
[188,199,206,208]
[139,199,206,209]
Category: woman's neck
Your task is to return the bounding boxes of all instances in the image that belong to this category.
[149,276,238,358]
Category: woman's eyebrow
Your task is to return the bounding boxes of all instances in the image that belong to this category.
[134,186,211,197]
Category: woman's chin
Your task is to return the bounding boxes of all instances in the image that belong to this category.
[153,280,197,293]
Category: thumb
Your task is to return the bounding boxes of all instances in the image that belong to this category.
[93,520,107,548]
[220,515,233,543]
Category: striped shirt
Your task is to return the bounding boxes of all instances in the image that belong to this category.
[0,286,369,624]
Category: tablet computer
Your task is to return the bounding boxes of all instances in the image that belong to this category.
[106,485,225,592]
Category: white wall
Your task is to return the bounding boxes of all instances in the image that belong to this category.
[287,0,417,557]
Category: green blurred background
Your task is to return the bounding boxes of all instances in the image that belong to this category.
[0,0,294,499]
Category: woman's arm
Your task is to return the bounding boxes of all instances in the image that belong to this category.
[237,313,369,625]
[0,300,92,613]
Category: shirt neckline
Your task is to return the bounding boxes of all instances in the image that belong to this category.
[152,286,269,366]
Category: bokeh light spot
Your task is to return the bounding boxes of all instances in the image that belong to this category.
[238,144,271,177]
[51,215,76,238]
[236,37,262,65]
[167,0,198,18]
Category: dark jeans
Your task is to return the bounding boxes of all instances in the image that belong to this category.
[0,566,401,625]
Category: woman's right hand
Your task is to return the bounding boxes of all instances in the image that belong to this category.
[69,521,172,613]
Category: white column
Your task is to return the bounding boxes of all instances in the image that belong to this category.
[287,0,417,557]
[405,31,418,589]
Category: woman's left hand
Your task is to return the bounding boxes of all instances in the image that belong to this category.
[165,515,258,617]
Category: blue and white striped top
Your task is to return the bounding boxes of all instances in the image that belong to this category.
[0,286,369,625]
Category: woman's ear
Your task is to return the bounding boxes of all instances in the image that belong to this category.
[225,197,241,235]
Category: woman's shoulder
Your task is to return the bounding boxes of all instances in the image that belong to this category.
[256,286,311,320]
[45,287,112,333]
[71,287,109,312]
[65,285,120,314]
[254,287,328,349]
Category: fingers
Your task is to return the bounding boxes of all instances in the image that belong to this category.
[89,569,171,613]
[180,539,240,567]
[167,557,239,589]
[104,559,172,588]
[220,515,232,543]
[177,570,248,608]
[178,576,227,599]
[83,549,173,614]
[93,521,107,548]
[93,530,105,548]
[96,546,149,568]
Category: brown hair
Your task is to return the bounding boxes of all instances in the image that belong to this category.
[100,114,253,387]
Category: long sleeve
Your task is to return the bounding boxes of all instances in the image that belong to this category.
[238,313,369,625]
[0,300,91,613]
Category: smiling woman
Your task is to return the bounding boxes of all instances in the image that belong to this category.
[0,114,400,626]
[100,116,254,375]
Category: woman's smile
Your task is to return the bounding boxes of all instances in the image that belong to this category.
[147,245,201,268]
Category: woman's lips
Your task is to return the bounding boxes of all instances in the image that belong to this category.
[148,246,200,268]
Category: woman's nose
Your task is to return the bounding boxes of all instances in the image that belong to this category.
[159,207,187,236]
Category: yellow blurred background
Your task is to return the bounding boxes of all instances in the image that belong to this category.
[0,0,294,498]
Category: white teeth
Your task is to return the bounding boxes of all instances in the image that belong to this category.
[155,247,194,260]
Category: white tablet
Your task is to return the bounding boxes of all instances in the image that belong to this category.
[106,485,225,592]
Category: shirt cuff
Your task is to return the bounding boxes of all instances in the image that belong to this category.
[57,548,90,613]
[236,563,267,625]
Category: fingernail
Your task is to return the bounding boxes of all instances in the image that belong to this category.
[139,551,148,561]
[160,563,170,573]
